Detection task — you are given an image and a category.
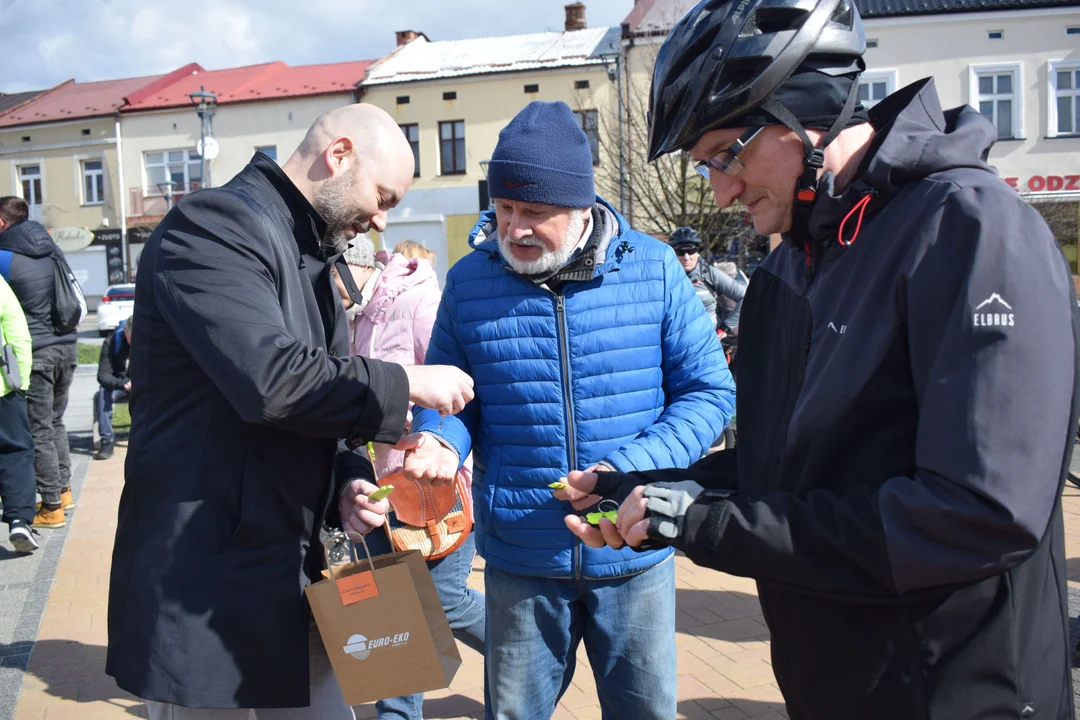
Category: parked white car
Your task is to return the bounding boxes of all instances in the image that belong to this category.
[97,284,135,337]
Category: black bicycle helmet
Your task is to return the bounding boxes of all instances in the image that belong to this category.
[647,0,866,162]
[668,227,702,247]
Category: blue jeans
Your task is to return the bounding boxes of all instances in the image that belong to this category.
[360,531,486,720]
[94,386,128,443]
[483,557,676,720]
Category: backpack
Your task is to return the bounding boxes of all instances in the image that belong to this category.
[0,249,86,335]
[50,254,87,334]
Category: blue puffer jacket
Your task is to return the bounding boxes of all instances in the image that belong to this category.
[413,198,735,579]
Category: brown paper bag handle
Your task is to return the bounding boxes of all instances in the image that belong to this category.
[324,531,378,583]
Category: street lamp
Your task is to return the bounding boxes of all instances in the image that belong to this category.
[600,51,627,216]
[188,85,218,189]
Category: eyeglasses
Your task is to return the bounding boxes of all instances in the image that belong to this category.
[695,127,765,180]
[673,247,698,257]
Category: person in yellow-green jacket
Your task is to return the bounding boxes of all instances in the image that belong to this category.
[0,274,37,553]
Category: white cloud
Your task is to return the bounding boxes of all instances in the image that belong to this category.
[0,0,634,93]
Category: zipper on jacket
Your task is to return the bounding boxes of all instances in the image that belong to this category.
[764,247,818,490]
[555,293,582,579]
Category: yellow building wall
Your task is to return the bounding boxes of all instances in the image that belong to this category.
[445,213,480,270]
[361,65,619,194]
[0,118,121,230]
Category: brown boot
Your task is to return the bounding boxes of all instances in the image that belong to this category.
[60,488,76,510]
[32,506,66,529]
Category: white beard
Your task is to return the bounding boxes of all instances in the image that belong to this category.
[498,210,586,277]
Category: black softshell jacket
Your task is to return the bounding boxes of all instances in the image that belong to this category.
[642,79,1080,718]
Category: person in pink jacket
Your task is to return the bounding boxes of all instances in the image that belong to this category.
[334,235,485,720]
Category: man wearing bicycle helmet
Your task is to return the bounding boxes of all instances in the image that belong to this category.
[668,226,746,335]
[557,0,1080,717]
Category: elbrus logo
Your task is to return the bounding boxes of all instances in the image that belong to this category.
[343,631,411,660]
[973,293,1015,328]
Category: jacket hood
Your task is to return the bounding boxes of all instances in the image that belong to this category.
[799,77,999,247]
[468,195,625,276]
[0,220,59,259]
[361,251,438,324]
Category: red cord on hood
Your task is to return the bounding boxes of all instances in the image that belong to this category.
[838,193,872,246]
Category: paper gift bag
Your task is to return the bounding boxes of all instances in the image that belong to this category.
[306,532,462,706]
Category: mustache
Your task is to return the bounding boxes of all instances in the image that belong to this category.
[499,233,541,247]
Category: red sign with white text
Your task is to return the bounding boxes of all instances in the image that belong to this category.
[1004,175,1080,193]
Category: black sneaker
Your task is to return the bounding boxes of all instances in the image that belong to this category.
[93,440,114,461]
[9,520,39,553]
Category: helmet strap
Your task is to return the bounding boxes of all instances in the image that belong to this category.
[760,77,862,225]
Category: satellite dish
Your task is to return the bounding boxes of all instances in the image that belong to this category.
[50,227,94,253]
[197,136,220,161]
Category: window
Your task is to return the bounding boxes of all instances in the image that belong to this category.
[82,159,104,205]
[18,164,42,206]
[573,110,600,166]
[442,91,457,101]
[439,120,465,175]
[970,64,1022,139]
[400,124,420,177]
[988,30,1004,39]
[396,95,410,105]
[858,70,897,109]
[1050,61,1080,137]
[866,38,879,48]
[255,145,277,161]
[1068,27,1080,35]
[575,80,590,89]
[144,149,203,193]
[81,128,91,136]
[524,83,539,93]
[21,136,29,143]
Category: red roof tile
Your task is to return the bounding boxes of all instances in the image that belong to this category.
[122,60,374,111]
[0,74,161,128]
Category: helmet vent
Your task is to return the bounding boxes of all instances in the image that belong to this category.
[738,11,760,37]
[754,6,809,34]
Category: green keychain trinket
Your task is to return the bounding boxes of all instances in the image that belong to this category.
[548,481,569,491]
[368,485,395,501]
[585,510,618,525]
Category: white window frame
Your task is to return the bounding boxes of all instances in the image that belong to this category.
[1048,59,1080,138]
[968,62,1024,140]
[573,110,601,166]
[858,69,898,109]
[81,158,105,205]
[15,162,44,207]
[143,148,203,195]
[255,145,278,162]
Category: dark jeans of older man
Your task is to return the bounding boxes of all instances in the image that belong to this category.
[27,343,76,507]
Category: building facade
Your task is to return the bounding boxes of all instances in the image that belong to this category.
[358,16,621,278]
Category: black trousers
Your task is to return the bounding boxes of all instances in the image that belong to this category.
[0,390,36,526]
[27,343,77,504]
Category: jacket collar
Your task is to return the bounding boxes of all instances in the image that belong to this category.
[244,152,330,259]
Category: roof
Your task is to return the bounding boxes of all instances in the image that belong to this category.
[123,60,372,111]
[855,0,1078,17]
[0,74,165,128]
[0,89,48,118]
[362,27,621,86]
[621,0,698,37]
[620,0,1076,34]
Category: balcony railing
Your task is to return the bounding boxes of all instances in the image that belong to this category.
[129,182,203,218]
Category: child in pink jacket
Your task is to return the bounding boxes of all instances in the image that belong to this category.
[335,236,484,720]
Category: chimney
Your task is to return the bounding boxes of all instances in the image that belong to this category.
[396,30,421,46]
[564,3,586,31]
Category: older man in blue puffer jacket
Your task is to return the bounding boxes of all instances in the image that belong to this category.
[403,101,734,720]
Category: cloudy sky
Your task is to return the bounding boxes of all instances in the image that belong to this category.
[0,0,634,93]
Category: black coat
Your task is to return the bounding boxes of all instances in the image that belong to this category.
[97,325,130,390]
[0,220,77,351]
[106,153,409,708]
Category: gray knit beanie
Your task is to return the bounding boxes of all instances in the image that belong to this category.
[343,234,376,268]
